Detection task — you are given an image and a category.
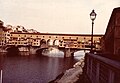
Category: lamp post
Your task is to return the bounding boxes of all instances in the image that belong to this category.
[90,10,97,53]
[0,20,3,83]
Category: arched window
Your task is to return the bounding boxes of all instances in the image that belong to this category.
[47,39,53,46]
[53,39,59,46]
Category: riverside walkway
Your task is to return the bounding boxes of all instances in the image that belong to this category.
[49,53,120,83]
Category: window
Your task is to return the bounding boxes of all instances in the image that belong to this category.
[7,34,10,36]
[78,41,81,44]
[24,43,27,44]
[76,37,78,39]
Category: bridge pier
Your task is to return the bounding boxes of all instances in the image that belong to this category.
[64,48,73,57]
[29,47,38,55]
[62,47,89,57]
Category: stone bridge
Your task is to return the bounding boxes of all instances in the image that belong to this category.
[0,32,102,57]
[1,44,91,57]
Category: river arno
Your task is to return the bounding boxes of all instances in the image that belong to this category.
[1,55,78,83]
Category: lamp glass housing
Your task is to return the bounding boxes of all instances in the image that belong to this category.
[90,10,97,21]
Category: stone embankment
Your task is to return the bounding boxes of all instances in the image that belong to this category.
[49,59,84,83]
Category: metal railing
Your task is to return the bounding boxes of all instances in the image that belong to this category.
[84,53,120,83]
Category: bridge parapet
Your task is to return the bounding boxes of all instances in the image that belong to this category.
[84,53,120,83]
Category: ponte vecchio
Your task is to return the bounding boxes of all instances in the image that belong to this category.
[0,20,103,57]
[1,31,103,57]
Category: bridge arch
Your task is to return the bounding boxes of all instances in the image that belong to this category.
[47,39,53,46]
[53,39,59,46]
[40,39,48,48]
[40,39,46,45]
[6,46,20,56]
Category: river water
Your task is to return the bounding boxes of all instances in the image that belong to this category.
[0,49,86,83]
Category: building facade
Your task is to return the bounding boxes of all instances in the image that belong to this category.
[0,20,5,47]
[6,32,102,50]
[0,20,103,51]
[102,7,120,55]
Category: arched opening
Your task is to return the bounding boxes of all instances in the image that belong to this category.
[40,39,46,45]
[53,39,59,46]
[6,46,20,56]
[40,39,47,48]
[47,39,53,46]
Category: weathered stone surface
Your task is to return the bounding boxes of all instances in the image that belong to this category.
[49,59,84,83]
[56,67,82,83]
[73,58,84,68]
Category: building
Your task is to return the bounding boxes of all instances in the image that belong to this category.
[102,7,120,55]
[6,32,102,50]
[0,20,103,50]
[0,20,5,47]
[8,32,40,47]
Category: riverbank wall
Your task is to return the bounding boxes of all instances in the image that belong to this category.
[49,58,85,83]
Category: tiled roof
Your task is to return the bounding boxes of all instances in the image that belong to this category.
[10,32,103,36]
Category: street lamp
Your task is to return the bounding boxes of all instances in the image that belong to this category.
[0,20,4,83]
[90,10,97,53]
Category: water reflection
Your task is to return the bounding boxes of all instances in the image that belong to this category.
[42,47,64,57]
[42,47,87,60]
[74,50,89,60]
[2,56,76,83]
[1,48,87,83]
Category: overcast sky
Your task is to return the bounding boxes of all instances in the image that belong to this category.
[0,0,120,34]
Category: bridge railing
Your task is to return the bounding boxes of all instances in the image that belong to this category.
[83,53,120,83]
